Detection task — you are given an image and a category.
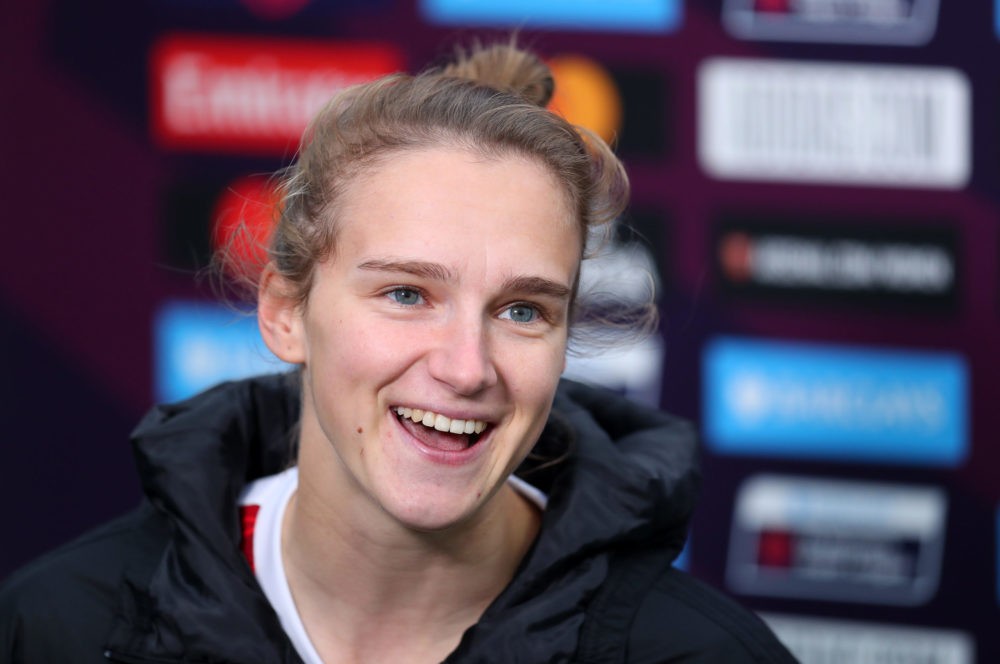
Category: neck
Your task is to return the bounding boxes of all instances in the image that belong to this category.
[282,436,541,662]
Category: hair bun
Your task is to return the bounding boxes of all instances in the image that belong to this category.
[442,41,555,108]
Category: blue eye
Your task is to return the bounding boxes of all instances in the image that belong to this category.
[389,288,423,306]
[502,304,538,323]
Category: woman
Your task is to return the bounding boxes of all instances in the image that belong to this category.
[1,42,796,662]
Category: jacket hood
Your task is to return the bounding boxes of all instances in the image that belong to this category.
[447,380,700,661]
[114,374,302,662]
[120,373,700,662]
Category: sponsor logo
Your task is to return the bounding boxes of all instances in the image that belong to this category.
[729,475,948,605]
[723,0,940,45]
[545,57,670,157]
[161,174,278,273]
[703,337,968,466]
[155,300,290,402]
[150,34,403,155]
[212,175,280,281]
[714,217,958,311]
[762,613,975,663]
[698,59,971,188]
[548,54,623,146]
[419,0,682,33]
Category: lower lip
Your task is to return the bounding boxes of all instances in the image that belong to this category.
[391,412,492,467]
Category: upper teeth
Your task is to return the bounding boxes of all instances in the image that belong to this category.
[394,407,487,435]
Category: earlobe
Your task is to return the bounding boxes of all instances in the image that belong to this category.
[258,265,306,364]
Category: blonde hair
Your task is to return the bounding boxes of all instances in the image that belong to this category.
[210,40,656,341]
[231,40,631,311]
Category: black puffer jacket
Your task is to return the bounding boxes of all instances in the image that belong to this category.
[0,374,796,663]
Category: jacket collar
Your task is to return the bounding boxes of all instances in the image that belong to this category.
[109,373,302,663]
[447,380,700,660]
[111,373,698,663]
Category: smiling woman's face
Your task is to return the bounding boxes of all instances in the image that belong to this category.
[262,147,581,533]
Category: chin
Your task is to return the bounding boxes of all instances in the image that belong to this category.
[382,493,484,534]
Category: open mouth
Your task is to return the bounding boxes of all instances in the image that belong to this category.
[394,406,488,450]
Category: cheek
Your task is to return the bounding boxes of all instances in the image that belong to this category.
[310,314,424,392]
[505,339,567,405]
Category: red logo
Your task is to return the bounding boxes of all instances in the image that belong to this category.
[757,529,794,568]
[719,231,754,283]
[212,175,281,281]
[150,34,404,155]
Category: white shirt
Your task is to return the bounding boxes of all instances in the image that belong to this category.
[238,467,548,664]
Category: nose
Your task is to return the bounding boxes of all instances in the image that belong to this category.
[427,317,499,396]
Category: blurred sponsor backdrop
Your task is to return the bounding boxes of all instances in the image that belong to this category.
[2,1,997,661]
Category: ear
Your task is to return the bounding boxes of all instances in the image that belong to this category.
[258,264,306,364]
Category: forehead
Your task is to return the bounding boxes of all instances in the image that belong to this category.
[330,147,581,282]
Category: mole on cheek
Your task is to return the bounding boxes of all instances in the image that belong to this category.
[356,426,363,434]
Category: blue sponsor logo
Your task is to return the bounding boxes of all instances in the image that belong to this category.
[703,337,968,466]
[155,300,290,402]
[420,0,682,33]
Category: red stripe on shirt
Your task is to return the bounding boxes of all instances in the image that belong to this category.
[239,504,261,573]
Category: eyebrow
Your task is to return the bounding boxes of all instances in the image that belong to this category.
[356,258,571,300]
[356,258,454,282]
[501,275,572,301]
